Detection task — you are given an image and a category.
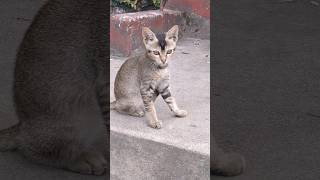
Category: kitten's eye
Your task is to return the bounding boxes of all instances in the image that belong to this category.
[167,50,173,54]
[153,51,160,55]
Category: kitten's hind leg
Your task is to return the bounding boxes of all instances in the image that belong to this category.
[112,99,144,117]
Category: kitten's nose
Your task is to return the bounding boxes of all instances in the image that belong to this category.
[160,56,166,64]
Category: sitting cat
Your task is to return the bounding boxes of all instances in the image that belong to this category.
[111,25,187,129]
[0,0,108,175]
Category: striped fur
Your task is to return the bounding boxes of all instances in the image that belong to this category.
[112,25,187,128]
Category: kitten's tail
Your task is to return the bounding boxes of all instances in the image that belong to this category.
[0,123,20,151]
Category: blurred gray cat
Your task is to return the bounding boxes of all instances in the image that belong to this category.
[0,0,108,176]
[211,137,246,176]
[111,25,187,129]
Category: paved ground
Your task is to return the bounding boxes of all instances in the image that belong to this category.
[110,38,210,179]
[213,0,320,179]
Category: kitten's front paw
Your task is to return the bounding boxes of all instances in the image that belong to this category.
[149,121,162,129]
[68,152,107,176]
[175,109,188,117]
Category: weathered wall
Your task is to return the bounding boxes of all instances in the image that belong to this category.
[166,0,210,19]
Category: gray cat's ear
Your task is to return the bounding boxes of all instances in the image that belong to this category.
[166,25,179,42]
[142,27,156,46]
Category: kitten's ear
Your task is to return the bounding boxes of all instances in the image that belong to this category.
[142,27,156,46]
[166,25,179,42]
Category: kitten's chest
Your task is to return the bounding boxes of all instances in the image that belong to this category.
[152,69,169,81]
[140,68,169,89]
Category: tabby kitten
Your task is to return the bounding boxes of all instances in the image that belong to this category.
[111,25,187,129]
[0,0,108,176]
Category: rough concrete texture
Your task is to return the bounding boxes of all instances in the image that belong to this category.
[181,13,210,40]
[213,0,320,179]
[166,0,210,19]
[110,9,185,56]
[111,131,209,180]
[165,0,210,40]
[110,38,210,179]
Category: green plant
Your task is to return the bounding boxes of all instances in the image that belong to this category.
[122,0,138,9]
[112,0,160,11]
[152,0,161,8]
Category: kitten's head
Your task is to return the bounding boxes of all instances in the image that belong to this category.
[142,25,179,68]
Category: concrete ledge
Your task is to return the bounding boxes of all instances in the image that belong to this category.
[111,131,209,180]
[110,38,210,179]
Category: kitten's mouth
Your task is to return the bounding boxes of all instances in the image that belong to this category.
[158,63,168,69]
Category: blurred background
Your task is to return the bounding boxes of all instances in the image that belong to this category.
[213,0,320,179]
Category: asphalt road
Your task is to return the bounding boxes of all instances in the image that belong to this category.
[213,0,320,179]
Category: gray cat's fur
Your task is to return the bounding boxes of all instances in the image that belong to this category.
[211,137,246,176]
[0,0,108,176]
[111,25,187,129]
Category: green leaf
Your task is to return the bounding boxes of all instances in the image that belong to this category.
[152,0,161,8]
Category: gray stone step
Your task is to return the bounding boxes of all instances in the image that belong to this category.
[110,38,210,180]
